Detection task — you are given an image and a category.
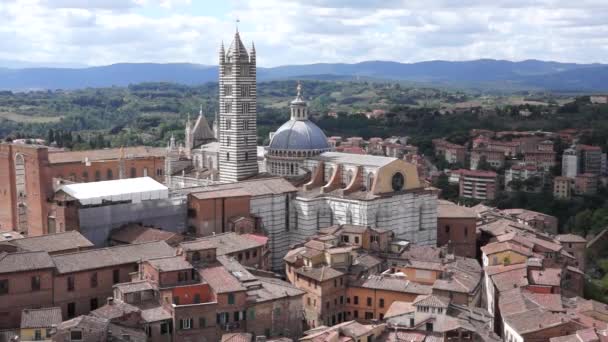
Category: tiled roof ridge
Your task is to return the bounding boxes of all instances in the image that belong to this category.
[53,240,171,257]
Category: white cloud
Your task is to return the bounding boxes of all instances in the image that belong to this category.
[0,0,606,67]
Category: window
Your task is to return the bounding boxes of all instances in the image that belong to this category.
[91,272,98,288]
[130,167,136,178]
[425,322,433,332]
[107,169,113,180]
[307,297,311,306]
[226,152,230,161]
[226,136,231,146]
[238,253,243,261]
[445,225,450,233]
[31,275,40,291]
[340,296,344,304]
[156,168,163,176]
[379,313,384,320]
[67,276,75,291]
[90,298,98,311]
[241,102,250,114]
[234,311,240,321]
[67,303,76,318]
[143,168,148,177]
[113,269,120,284]
[342,235,350,243]
[95,170,101,181]
[355,236,360,244]
[225,118,232,129]
[249,308,255,320]
[179,318,193,330]
[410,318,415,327]
[228,293,235,305]
[35,329,41,340]
[82,171,88,182]
[354,310,359,318]
[225,102,232,113]
[69,330,82,341]
[192,251,201,262]
[224,85,233,96]
[334,279,337,287]
[326,301,330,309]
[160,323,169,335]
[379,298,384,308]
[340,277,343,286]
[199,317,206,328]
[367,297,372,306]
[240,85,250,97]
[354,296,359,305]
[365,312,374,320]
[245,251,250,259]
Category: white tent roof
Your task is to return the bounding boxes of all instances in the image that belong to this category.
[58,177,169,205]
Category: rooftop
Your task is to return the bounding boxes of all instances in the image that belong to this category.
[198,263,246,294]
[52,241,175,274]
[413,294,450,308]
[354,275,432,295]
[110,224,179,245]
[21,307,62,329]
[58,177,168,205]
[503,308,570,335]
[186,176,297,198]
[48,146,165,164]
[313,151,398,167]
[146,256,193,272]
[0,251,55,274]
[9,231,93,254]
[180,232,265,256]
[295,266,344,282]
[480,241,532,257]
[555,234,587,243]
[437,200,477,219]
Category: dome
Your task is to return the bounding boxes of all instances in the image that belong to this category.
[269,119,330,151]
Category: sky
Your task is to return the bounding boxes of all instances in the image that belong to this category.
[0,0,607,67]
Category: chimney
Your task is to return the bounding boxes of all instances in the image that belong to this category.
[107,297,114,305]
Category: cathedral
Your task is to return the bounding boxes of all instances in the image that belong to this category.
[171,30,438,270]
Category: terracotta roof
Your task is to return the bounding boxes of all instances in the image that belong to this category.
[413,294,450,308]
[481,241,532,257]
[249,276,305,303]
[0,251,54,274]
[437,200,477,218]
[400,245,443,262]
[91,301,140,320]
[295,266,344,282]
[355,275,432,295]
[198,263,246,294]
[485,262,527,276]
[529,268,562,287]
[221,333,253,342]
[490,266,529,292]
[52,241,175,274]
[48,146,166,164]
[180,232,264,256]
[556,234,587,243]
[10,231,93,254]
[523,291,564,312]
[141,305,172,323]
[110,225,178,244]
[504,308,571,335]
[114,280,156,294]
[21,307,62,328]
[191,188,252,199]
[188,177,297,197]
[146,256,193,272]
[242,234,268,246]
[384,301,415,318]
[57,315,108,333]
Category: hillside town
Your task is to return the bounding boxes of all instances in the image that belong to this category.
[1,30,608,342]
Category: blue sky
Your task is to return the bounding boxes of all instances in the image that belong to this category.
[0,0,607,67]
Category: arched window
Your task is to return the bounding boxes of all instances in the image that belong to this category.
[366,172,374,190]
[107,169,113,180]
[346,209,353,225]
[14,153,28,233]
[95,170,101,181]
[419,206,424,231]
[130,167,137,178]
[346,169,354,187]
[290,164,295,175]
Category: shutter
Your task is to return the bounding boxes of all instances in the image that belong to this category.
[179,319,183,330]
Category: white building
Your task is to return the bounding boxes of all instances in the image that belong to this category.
[562,147,579,178]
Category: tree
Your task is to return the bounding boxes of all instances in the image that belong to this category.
[574,210,593,236]
[477,156,493,171]
[47,129,55,145]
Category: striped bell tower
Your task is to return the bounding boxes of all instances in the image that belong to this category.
[218,29,258,182]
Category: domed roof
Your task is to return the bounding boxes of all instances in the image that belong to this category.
[269,119,330,151]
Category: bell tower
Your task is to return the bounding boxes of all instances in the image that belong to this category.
[218,29,258,182]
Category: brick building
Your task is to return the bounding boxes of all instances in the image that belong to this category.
[436,200,477,258]
[470,148,505,170]
[0,143,165,236]
[432,139,466,165]
[458,169,498,201]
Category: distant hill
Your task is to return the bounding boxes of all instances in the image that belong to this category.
[0,59,606,91]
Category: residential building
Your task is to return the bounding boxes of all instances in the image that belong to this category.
[470,148,505,170]
[575,173,599,195]
[562,147,579,178]
[53,315,146,342]
[432,139,466,165]
[3,231,94,255]
[20,307,62,342]
[505,164,543,193]
[578,145,602,175]
[556,234,587,271]
[554,176,573,200]
[500,208,558,235]
[524,150,557,171]
[459,170,498,200]
[299,321,386,342]
[436,200,477,258]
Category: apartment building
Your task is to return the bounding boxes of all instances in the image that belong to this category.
[458,169,497,200]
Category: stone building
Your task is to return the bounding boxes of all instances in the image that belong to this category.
[436,200,477,258]
[265,83,331,178]
[218,30,259,182]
